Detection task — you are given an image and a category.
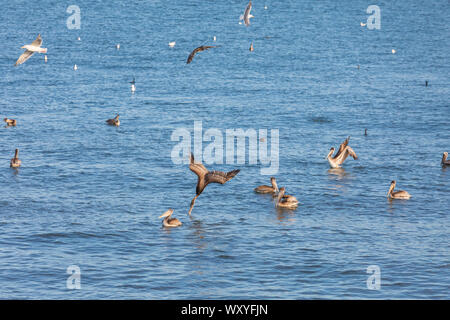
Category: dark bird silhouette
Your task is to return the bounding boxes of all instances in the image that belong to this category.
[188,153,240,215]
[106,114,120,126]
[186,46,218,64]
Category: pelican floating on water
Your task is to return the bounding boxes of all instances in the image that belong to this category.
[159,209,182,228]
[186,45,219,64]
[10,149,21,168]
[254,177,278,194]
[240,1,254,27]
[387,180,411,199]
[326,137,358,168]
[249,42,254,52]
[15,34,47,66]
[442,152,450,166]
[4,118,17,126]
[275,187,298,209]
[106,114,120,126]
[188,153,240,215]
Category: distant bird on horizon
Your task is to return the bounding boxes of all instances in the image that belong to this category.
[240,1,254,27]
[4,118,17,126]
[326,137,358,168]
[186,45,219,64]
[10,149,21,168]
[159,209,182,228]
[15,34,47,66]
[106,114,120,126]
[188,153,240,215]
[130,77,136,92]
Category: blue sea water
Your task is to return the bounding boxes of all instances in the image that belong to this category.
[0,0,449,299]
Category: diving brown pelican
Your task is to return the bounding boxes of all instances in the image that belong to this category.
[240,1,254,27]
[387,180,411,199]
[15,34,47,66]
[275,187,298,209]
[159,209,182,228]
[106,114,120,126]
[10,149,21,168]
[186,45,218,64]
[442,152,450,166]
[4,118,17,126]
[254,177,278,194]
[188,153,240,215]
[326,136,358,168]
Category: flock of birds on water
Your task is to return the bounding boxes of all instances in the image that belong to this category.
[4,1,449,228]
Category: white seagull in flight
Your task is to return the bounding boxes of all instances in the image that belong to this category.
[240,1,254,27]
[15,34,47,66]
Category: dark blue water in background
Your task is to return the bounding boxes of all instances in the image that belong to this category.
[0,0,449,299]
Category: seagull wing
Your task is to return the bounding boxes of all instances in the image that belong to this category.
[31,34,42,47]
[15,50,34,66]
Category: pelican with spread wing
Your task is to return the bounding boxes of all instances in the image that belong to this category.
[326,137,358,168]
[186,45,218,64]
[15,34,47,66]
[188,153,240,215]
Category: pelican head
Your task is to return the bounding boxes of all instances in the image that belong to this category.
[159,209,174,219]
[270,177,279,192]
[327,147,335,159]
[387,180,396,197]
[276,187,286,207]
[443,152,448,162]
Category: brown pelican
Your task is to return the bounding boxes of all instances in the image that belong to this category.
[326,136,358,168]
[159,209,182,228]
[15,34,47,66]
[4,118,17,126]
[186,45,219,64]
[106,115,120,126]
[249,42,254,52]
[442,152,450,166]
[275,187,298,209]
[254,177,278,194]
[188,153,240,215]
[240,1,254,27]
[10,149,21,168]
[387,180,411,199]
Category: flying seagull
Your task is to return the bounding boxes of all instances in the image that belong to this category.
[240,1,254,26]
[188,153,240,215]
[186,45,218,64]
[15,34,47,66]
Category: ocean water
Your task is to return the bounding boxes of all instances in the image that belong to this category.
[0,0,449,299]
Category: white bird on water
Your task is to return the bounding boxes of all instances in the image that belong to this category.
[360,22,367,27]
[15,34,47,66]
[213,36,216,42]
[130,77,136,92]
[168,41,176,48]
[73,64,78,70]
[116,44,120,50]
[392,49,396,54]
[44,55,48,63]
[77,37,81,41]
[239,1,254,27]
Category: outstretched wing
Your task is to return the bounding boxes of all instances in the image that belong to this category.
[15,50,34,66]
[187,46,217,64]
[336,146,358,163]
[334,136,350,159]
[244,1,252,26]
[205,169,240,185]
[189,153,209,177]
[31,34,42,47]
